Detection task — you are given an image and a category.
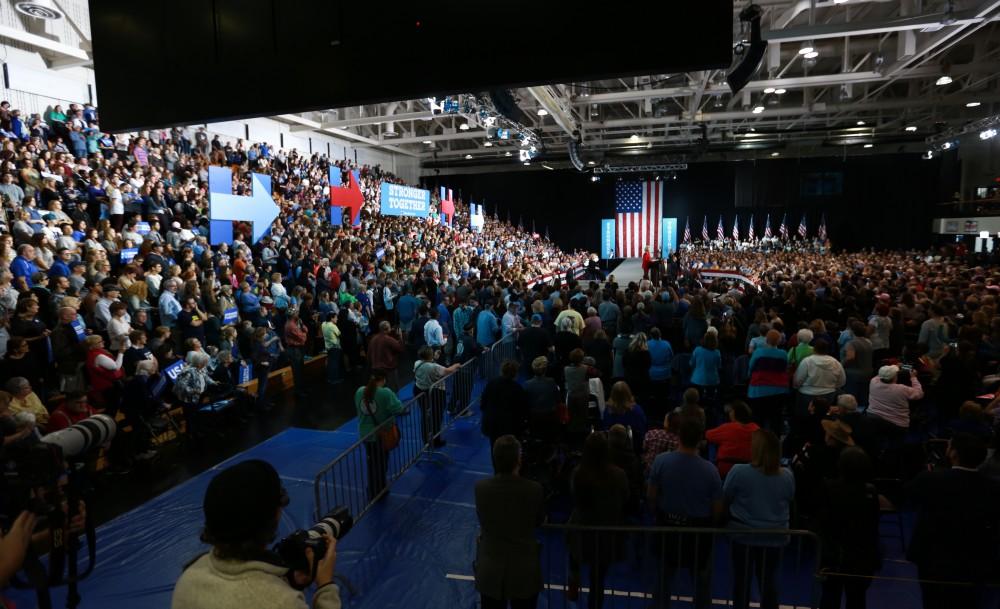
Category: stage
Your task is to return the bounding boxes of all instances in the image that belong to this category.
[608,258,645,286]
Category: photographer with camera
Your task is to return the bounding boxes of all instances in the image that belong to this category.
[172,460,341,609]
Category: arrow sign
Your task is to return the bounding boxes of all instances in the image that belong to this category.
[330,167,363,226]
[209,166,278,245]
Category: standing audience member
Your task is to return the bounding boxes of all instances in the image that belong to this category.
[474,436,545,609]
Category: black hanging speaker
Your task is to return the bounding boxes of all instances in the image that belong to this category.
[568,139,585,171]
[727,5,766,95]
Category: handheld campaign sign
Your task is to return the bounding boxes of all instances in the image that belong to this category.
[163,359,185,382]
[135,222,151,235]
[223,307,239,325]
[120,248,139,264]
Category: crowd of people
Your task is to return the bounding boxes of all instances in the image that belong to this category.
[462,243,1000,609]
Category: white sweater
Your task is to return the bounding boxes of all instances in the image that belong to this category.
[171,553,340,609]
[792,354,846,395]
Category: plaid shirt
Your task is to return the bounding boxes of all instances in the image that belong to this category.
[643,429,680,471]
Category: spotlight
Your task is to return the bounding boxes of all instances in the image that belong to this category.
[863,143,874,148]
[905,126,917,132]
[981,129,998,140]
[774,88,787,95]
[763,87,776,94]
[923,150,934,159]
[536,108,548,116]
[670,172,678,180]
[935,75,953,86]
[967,101,982,108]
[591,175,600,182]
[459,122,470,130]
[942,142,952,150]
[752,105,765,114]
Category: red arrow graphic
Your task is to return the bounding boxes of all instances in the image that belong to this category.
[330,170,364,225]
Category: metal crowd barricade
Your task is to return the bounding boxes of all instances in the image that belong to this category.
[313,333,518,522]
[538,523,823,609]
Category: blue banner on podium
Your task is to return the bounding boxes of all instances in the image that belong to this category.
[600,219,616,259]
[662,218,678,255]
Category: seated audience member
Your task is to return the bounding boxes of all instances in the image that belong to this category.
[47,391,97,432]
[5,376,48,431]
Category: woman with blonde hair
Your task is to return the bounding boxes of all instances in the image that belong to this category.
[601,381,647,454]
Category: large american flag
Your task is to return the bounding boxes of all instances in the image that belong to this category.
[615,180,663,257]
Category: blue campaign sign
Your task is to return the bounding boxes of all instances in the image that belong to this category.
[662,218,678,255]
[223,307,239,324]
[120,248,139,264]
[135,222,151,235]
[380,183,430,218]
[163,359,185,382]
[209,166,278,245]
[238,363,253,384]
[600,219,617,259]
[70,319,86,342]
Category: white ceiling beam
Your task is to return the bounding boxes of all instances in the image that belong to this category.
[319,110,436,129]
[763,10,992,43]
[322,128,421,157]
[0,24,90,61]
[526,86,577,137]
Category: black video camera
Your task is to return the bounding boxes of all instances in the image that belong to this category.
[274,506,353,586]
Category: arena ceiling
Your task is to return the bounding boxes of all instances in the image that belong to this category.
[276,0,1000,171]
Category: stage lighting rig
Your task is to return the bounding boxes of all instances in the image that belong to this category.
[727,4,766,95]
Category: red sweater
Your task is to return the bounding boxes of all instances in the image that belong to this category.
[706,421,760,477]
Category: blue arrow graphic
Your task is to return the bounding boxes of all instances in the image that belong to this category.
[208,167,278,244]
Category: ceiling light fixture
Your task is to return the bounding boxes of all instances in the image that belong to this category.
[864,143,874,148]
[523,161,531,166]
[856,120,866,126]
[465,154,473,159]
[505,151,512,157]
[798,43,815,55]
[770,152,780,157]
[935,75,953,86]
[459,122,470,130]
[905,126,917,132]
[629,134,640,142]
[752,105,765,114]
[763,87,776,94]
[587,160,596,166]
[804,51,819,59]
[966,101,982,108]
[422,140,432,144]
[484,141,493,147]
[981,128,998,141]
[774,88,787,95]
[536,108,548,116]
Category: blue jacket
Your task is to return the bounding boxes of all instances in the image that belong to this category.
[48,259,71,279]
[477,310,499,347]
[648,339,674,381]
[690,346,721,386]
[397,294,420,324]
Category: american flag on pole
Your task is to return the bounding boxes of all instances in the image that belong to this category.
[439,187,454,226]
[798,214,808,239]
[732,215,740,241]
[683,217,692,244]
[716,216,724,241]
[615,180,663,257]
[779,213,789,240]
[701,216,709,241]
[764,214,773,238]
[818,213,827,241]
[748,214,755,241]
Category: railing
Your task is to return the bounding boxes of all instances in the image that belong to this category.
[537,523,823,609]
[312,332,517,522]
